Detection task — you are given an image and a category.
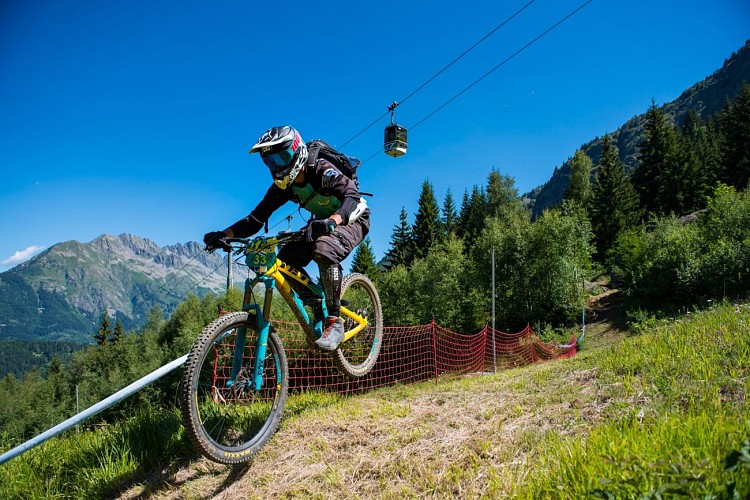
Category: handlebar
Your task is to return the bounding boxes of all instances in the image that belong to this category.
[206,229,307,254]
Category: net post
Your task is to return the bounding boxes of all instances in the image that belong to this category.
[431,320,439,383]
[492,248,497,373]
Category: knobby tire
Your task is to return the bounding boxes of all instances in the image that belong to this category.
[334,273,383,378]
[180,311,288,464]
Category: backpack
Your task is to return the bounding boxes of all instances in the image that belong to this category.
[305,139,361,189]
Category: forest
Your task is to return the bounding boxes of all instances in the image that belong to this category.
[1,84,749,445]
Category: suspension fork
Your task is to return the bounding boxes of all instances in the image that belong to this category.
[229,276,275,391]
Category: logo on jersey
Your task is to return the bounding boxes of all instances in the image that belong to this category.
[321,168,340,188]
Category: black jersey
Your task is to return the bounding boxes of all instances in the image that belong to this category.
[228,158,365,237]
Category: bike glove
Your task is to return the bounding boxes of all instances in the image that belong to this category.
[203,231,230,251]
[306,218,337,242]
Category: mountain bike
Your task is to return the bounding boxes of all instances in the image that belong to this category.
[180,230,383,464]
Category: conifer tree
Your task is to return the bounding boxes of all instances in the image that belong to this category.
[94,311,111,346]
[679,110,721,212]
[111,319,125,345]
[412,180,442,260]
[633,100,680,215]
[442,188,459,237]
[351,236,380,280]
[486,169,521,219]
[383,207,414,269]
[720,83,750,190]
[456,190,471,241]
[458,186,487,250]
[564,150,593,207]
[589,135,642,261]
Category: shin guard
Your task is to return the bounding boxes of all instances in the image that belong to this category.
[318,258,342,317]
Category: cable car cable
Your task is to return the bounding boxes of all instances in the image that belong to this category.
[337,0,537,150]
[358,0,595,166]
[395,0,537,110]
[410,0,594,132]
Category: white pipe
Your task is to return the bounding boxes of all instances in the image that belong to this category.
[0,354,188,466]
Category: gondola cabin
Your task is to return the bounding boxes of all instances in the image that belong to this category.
[384,123,407,157]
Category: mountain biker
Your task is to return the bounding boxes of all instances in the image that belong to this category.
[203,125,370,351]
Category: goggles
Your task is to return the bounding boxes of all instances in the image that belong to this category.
[261,145,296,171]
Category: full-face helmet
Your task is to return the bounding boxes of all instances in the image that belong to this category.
[249,126,308,189]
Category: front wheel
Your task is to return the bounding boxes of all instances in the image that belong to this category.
[180,311,288,464]
[334,273,383,378]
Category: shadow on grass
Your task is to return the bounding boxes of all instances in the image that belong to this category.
[108,392,344,498]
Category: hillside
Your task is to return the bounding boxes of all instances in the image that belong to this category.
[0,234,242,344]
[0,288,747,497]
[0,339,84,378]
[7,293,736,499]
[104,300,743,498]
[524,39,750,215]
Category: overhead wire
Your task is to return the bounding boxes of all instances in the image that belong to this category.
[358,0,595,166]
[337,0,538,150]
[138,250,230,310]
[409,0,595,132]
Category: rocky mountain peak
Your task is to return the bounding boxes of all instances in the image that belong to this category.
[0,233,239,343]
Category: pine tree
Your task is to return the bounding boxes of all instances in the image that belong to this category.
[679,110,721,212]
[383,207,414,269]
[719,83,750,190]
[486,169,522,219]
[442,188,459,236]
[412,180,442,260]
[458,186,487,250]
[94,311,111,346]
[589,134,642,261]
[564,150,593,207]
[111,319,125,345]
[350,236,381,280]
[456,189,471,241]
[633,100,680,215]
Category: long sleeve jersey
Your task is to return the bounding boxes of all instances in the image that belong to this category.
[227,158,365,237]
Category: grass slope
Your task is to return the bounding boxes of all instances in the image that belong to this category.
[2,299,749,498]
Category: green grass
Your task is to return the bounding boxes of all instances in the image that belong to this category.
[1,302,749,498]
[514,302,750,498]
[524,413,749,498]
[0,406,193,499]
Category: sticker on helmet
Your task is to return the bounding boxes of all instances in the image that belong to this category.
[321,168,340,188]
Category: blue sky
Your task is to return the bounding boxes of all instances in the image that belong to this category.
[1,0,748,274]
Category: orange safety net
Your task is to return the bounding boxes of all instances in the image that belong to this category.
[266,321,577,396]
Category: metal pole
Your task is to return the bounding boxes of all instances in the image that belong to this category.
[0,354,188,466]
[492,248,496,373]
[227,252,233,291]
[575,267,585,345]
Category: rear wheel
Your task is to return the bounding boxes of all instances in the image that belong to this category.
[180,311,288,464]
[334,273,383,378]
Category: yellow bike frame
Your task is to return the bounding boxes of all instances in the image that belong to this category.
[243,236,368,344]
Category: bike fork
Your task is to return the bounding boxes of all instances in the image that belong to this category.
[228,303,271,392]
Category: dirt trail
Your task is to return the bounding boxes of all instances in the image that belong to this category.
[119,373,606,499]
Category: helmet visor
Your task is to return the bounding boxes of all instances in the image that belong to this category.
[261,146,296,172]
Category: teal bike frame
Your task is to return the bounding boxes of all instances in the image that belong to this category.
[225,233,330,392]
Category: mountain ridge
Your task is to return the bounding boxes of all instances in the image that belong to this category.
[0,233,241,343]
[524,39,750,214]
